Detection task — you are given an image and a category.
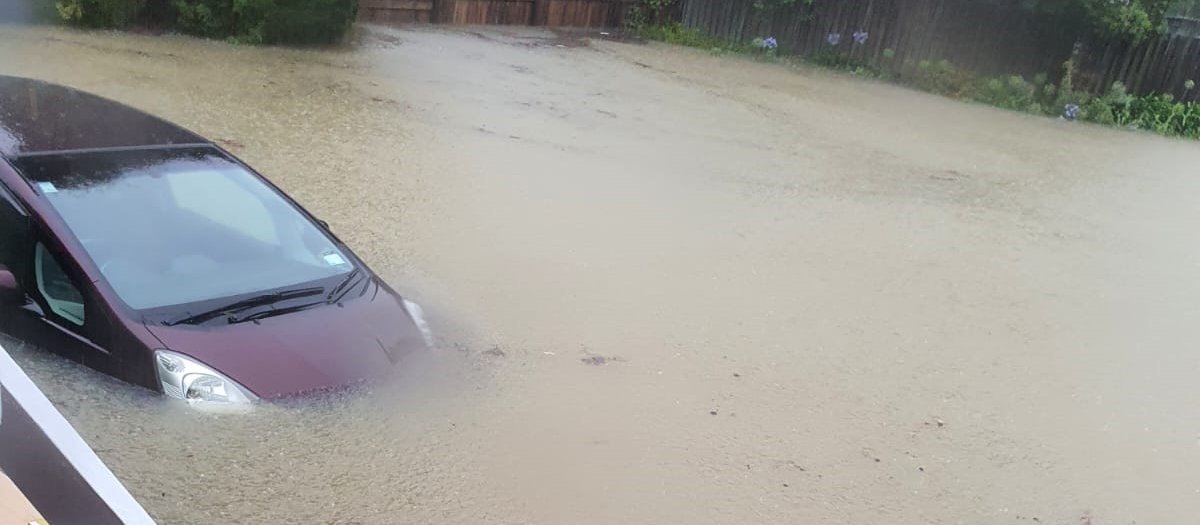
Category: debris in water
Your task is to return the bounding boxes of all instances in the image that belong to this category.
[216,137,245,150]
[580,347,625,365]
[581,355,615,365]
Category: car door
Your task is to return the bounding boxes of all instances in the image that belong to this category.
[0,181,34,335]
[22,234,117,372]
[0,177,113,370]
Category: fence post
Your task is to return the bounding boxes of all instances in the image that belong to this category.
[533,0,548,25]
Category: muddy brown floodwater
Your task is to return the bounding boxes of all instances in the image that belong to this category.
[3,23,1200,524]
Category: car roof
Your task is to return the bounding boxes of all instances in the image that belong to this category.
[0,75,207,159]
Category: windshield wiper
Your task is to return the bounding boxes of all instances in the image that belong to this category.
[325,267,364,304]
[227,300,325,325]
[164,287,325,326]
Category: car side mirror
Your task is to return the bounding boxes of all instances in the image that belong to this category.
[0,265,23,305]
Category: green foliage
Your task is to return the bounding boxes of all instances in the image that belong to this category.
[172,0,227,37]
[170,0,356,44]
[54,0,143,28]
[914,59,975,98]
[1074,81,1200,138]
[1023,0,1171,42]
[1082,97,1116,124]
[262,0,357,45]
[750,37,777,58]
[808,47,881,77]
[639,23,746,52]
[975,75,1038,111]
[626,0,677,31]
[49,0,355,45]
[639,17,1198,140]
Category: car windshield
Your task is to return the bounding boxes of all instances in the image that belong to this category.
[13,148,351,309]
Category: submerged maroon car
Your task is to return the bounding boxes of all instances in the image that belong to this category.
[0,75,431,404]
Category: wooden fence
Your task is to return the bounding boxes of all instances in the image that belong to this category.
[359,0,435,24]
[680,0,1075,79]
[1079,35,1200,102]
[678,0,1200,101]
[359,0,635,27]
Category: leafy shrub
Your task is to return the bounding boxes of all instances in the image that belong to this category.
[1075,81,1200,138]
[54,0,144,28]
[626,0,677,31]
[1089,81,1134,125]
[639,23,746,52]
[975,75,1037,111]
[171,0,356,44]
[258,0,357,45]
[51,0,355,45]
[1082,97,1116,124]
[172,0,228,37]
[1128,93,1184,134]
[913,60,975,98]
[806,48,880,77]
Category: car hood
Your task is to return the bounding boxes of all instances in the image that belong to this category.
[143,279,426,399]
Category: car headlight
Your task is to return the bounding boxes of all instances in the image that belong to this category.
[155,350,257,405]
[402,299,435,348]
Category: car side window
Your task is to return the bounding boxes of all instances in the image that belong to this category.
[0,183,29,272]
[35,242,85,326]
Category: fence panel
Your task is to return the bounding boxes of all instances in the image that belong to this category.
[1081,35,1200,101]
[361,0,632,27]
[677,0,1200,99]
[680,0,1076,79]
[544,0,635,27]
[359,0,435,24]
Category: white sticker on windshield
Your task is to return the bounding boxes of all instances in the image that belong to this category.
[323,252,347,266]
[37,182,58,194]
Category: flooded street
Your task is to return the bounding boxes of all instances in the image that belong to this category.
[3,23,1200,523]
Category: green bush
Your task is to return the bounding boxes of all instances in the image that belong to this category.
[1082,97,1116,124]
[262,0,357,45]
[810,47,872,73]
[1075,81,1200,138]
[914,60,975,98]
[54,0,144,28]
[639,23,731,50]
[50,0,355,45]
[171,0,357,44]
[172,0,229,37]
[626,0,677,31]
[975,75,1037,111]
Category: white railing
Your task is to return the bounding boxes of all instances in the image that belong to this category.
[0,344,155,524]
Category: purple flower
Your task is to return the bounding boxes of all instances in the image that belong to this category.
[852,30,869,45]
[1063,104,1080,121]
[762,37,778,50]
[825,32,841,46]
